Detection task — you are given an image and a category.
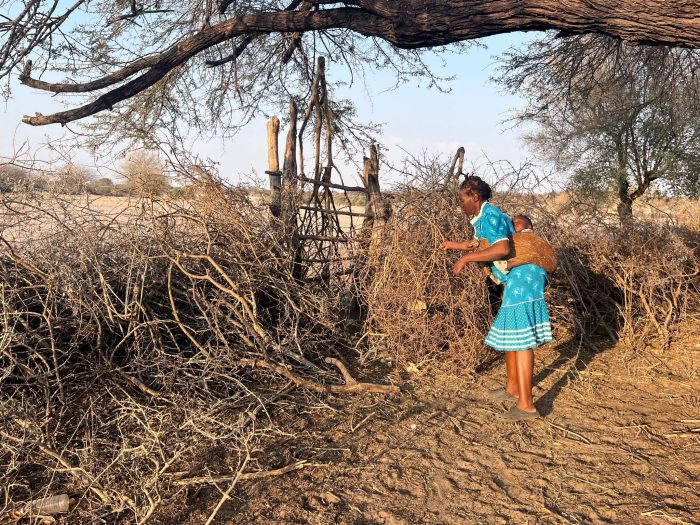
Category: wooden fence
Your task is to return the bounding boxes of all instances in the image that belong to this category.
[264,57,390,282]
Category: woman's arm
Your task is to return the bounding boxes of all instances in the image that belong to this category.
[453,239,511,275]
[440,240,477,251]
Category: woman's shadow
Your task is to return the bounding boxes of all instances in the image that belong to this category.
[534,246,624,416]
[534,337,617,416]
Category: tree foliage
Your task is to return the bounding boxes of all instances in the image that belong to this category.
[121,150,170,195]
[1,0,700,141]
[495,34,700,222]
[86,176,115,196]
[54,163,96,194]
[1,0,469,146]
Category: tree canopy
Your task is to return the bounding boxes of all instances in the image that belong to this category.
[495,34,700,222]
[2,0,700,137]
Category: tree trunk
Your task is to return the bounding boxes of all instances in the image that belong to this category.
[617,178,634,227]
[21,1,700,126]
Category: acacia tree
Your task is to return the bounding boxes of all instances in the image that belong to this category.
[121,150,170,196]
[54,162,96,194]
[0,164,29,191]
[1,0,700,139]
[495,34,700,224]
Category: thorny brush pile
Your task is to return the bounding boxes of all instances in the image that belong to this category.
[364,169,700,369]
[1,172,699,523]
[0,174,391,523]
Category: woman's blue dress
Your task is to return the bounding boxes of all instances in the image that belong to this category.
[470,203,553,352]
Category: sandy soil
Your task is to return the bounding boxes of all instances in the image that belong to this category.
[174,328,699,525]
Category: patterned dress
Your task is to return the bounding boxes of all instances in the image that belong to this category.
[470,203,553,352]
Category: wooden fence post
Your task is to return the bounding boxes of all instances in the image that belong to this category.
[283,102,298,192]
[266,116,282,217]
[363,144,390,260]
[445,146,465,190]
[282,100,303,279]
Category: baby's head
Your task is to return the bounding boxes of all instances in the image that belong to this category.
[512,214,533,233]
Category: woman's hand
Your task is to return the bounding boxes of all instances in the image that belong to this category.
[440,240,458,251]
[453,254,471,275]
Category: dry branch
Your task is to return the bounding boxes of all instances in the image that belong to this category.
[0,175,399,523]
[233,358,399,395]
[172,459,315,486]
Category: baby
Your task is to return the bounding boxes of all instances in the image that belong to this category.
[512,214,533,233]
[506,214,557,273]
[465,213,558,275]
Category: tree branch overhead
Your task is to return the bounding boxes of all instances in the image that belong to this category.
[6,0,700,126]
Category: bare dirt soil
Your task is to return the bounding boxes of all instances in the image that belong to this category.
[175,327,699,525]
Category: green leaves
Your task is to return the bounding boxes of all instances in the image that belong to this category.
[496,34,700,218]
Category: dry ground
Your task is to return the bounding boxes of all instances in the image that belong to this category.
[175,327,699,525]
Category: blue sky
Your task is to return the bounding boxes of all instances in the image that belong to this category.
[1,31,535,185]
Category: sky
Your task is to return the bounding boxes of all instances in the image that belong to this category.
[0,31,536,186]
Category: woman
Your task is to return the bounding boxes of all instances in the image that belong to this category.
[441,176,552,420]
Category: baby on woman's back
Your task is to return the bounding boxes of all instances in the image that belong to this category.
[512,214,534,233]
[507,214,557,274]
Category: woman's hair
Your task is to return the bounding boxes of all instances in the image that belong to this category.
[459,175,492,201]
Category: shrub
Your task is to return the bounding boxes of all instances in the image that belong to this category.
[120,150,171,196]
[0,165,30,192]
[54,163,95,194]
[361,184,492,372]
[87,177,115,195]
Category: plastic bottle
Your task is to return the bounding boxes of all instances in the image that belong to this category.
[29,494,70,515]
